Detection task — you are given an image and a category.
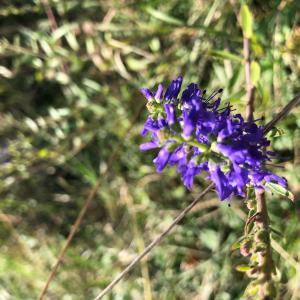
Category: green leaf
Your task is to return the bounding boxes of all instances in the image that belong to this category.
[268,127,285,138]
[270,226,284,238]
[236,265,251,272]
[65,32,79,51]
[265,182,295,202]
[231,236,245,251]
[149,38,160,52]
[69,158,98,185]
[126,57,150,71]
[240,4,253,39]
[145,7,184,26]
[250,61,261,86]
[209,50,243,62]
[200,229,220,251]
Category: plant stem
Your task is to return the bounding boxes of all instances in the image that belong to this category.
[38,103,144,300]
[244,36,255,122]
[264,93,300,135]
[255,189,272,282]
[94,183,215,300]
[241,5,273,298]
[38,179,102,300]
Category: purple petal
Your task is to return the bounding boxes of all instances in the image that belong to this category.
[264,174,287,187]
[141,88,153,100]
[141,117,161,136]
[153,147,170,172]
[140,141,159,151]
[182,161,206,190]
[169,146,186,165]
[183,109,199,137]
[164,103,176,125]
[165,76,183,100]
[208,164,232,200]
[155,84,164,101]
[182,83,201,107]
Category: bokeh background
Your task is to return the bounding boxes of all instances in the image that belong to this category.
[0,1,299,299]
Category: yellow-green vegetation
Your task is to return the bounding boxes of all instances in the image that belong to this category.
[0,1,299,299]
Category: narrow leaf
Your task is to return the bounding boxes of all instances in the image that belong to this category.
[146,7,184,26]
[236,265,251,272]
[265,182,295,202]
[209,50,243,62]
[268,127,285,138]
[240,4,253,38]
[231,236,245,251]
[270,226,284,238]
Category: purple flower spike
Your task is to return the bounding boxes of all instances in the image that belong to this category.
[140,76,287,201]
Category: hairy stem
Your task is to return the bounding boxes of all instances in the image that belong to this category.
[241,3,273,299]
[244,37,255,122]
[255,190,272,279]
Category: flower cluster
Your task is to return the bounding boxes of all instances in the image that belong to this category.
[140,76,287,200]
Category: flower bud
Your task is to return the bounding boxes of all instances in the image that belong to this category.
[240,240,252,257]
[246,199,256,210]
[246,267,259,278]
[254,229,270,244]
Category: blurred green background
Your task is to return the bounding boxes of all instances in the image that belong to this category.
[0,0,299,299]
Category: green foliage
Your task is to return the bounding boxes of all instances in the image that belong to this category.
[0,0,299,299]
[240,4,253,39]
[266,182,295,202]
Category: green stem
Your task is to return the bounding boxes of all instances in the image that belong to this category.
[172,135,209,152]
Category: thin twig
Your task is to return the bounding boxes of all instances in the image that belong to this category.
[264,93,300,134]
[41,0,58,32]
[0,212,35,262]
[120,184,152,300]
[41,0,68,74]
[38,104,144,300]
[94,94,300,299]
[38,179,101,300]
[94,183,215,300]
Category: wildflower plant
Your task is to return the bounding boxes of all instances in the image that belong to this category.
[139,76,297,299]
[140,76,287,201]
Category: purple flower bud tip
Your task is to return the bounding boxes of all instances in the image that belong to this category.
[140,141,159,151]
[153,147,170,172]
[155,84,164,101]
[141,88,153,100]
